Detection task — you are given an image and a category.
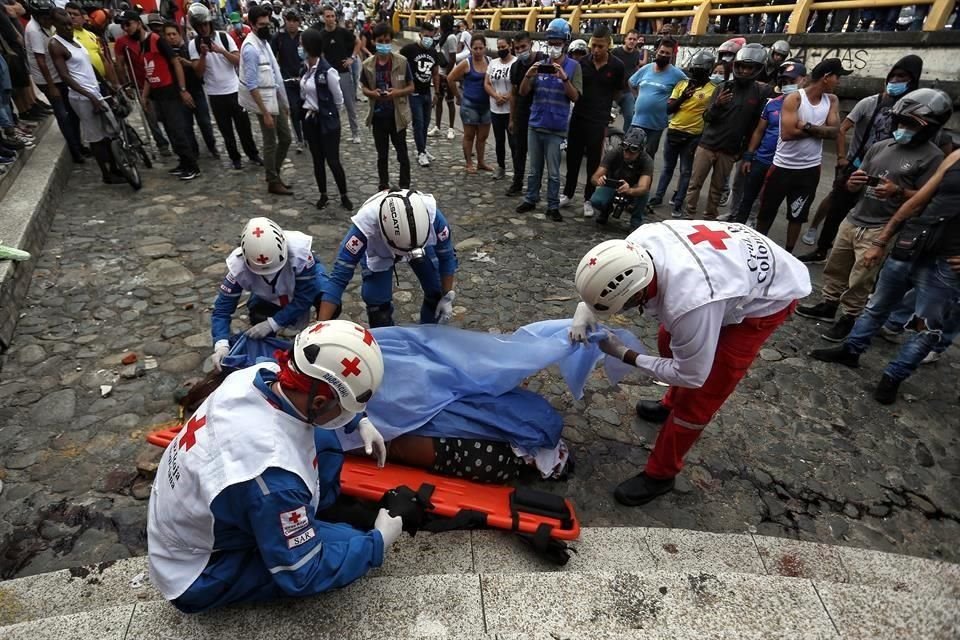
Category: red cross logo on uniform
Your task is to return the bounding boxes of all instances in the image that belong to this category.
[354,325,374,345]
[179,415,207,452]
[288,510,302,524]
[252,227,264,238]
[256,254,269,264]
[687,225,731,250]
[341,357,362,377]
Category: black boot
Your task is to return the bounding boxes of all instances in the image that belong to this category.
[874,374,900,405]
[810,344,860,368]
[340,194,353,210]
[316,194,329,209]
[821,313,857,342]
[614,472,676,506]
[796,300,838,322]
[635,400,670,423]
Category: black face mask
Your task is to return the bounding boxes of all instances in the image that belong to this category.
[655,56,670,68]
[497,48,509,59]
[256,26,271,40]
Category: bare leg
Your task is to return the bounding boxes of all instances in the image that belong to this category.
[384,435,437,467]
[809,192,832,230]
[786,221,803,253]
[463,124,477,172]
[476,123,492,171]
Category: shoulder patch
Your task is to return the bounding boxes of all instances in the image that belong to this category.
[279,506,309,537]
[345,235,365,255]
[438,226,450,242]
[287,527,316,549]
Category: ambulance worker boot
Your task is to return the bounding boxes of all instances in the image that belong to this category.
[635,400,670,423]
[614,472,676,506]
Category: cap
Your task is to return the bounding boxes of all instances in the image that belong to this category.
[118,9,140,23]
[778,61,807,79]
[228,10,241,21]
[146,12,163,25]
[811,58,853,80]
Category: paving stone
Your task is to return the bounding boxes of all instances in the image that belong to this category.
[141,259,193,288]
[29,389,76,427]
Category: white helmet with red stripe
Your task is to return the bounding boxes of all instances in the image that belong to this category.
[378,189,431,255]
[575,239,655,316]
[241,217,287,276]
[291,320,384,414]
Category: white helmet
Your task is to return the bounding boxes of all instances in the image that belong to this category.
[241,217,287,276]
[378,189,431,255]
[575,240,655,316]
[568,39,588,54]
[292,320,384,414]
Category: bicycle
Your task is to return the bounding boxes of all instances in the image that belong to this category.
[100,89,152,190]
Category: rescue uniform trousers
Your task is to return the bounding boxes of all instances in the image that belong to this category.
[360,255,443,328]
[646,302,796,479]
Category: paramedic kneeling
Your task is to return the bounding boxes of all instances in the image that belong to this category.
[147,320,403,613]
[569,221,811,506]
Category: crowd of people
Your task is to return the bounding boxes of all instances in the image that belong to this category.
[1,0,958,620]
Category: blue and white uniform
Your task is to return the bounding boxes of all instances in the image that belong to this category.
[323,192,458,327]
[147,364,383,613]
[212,231,327,342]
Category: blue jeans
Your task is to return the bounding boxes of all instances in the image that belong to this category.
[410,93,432,154]
[884,288,960,354]
[654,131,700,212]
[524,128,564,211]
[591,185,643,221]
[845,257,960,381]
[360,252,443,327]
[734,159,771,223]
[0,55,13,129]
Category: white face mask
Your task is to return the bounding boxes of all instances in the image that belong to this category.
[709,74,725,84]
[547,45,563,60]
[314,408,358,431]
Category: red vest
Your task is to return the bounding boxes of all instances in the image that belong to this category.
[143,32,173,89]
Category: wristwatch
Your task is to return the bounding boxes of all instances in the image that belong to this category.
[803,122,813,133]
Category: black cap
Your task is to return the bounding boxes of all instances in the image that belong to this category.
[118,9,140,23]
[811,58,853,80]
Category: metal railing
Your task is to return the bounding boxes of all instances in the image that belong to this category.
[391,0,956,35]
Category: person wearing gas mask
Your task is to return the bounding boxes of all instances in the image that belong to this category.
[734,61,806,227]
[318,189,458,328]
[209,217,330,371]
[648,48,715,220]
[514,17,582,222]
[567,223,811,505]
[240,4,293,195]
[682,43,772,220]
[797,89,949,344]
[148,319,401,613]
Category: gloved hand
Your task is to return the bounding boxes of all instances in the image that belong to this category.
[599,332,629,362]
[435,290,456,324]
[569,301,599,343]
[374,507,403,547]
[245,317,279,339]
[210,340,230,372]
[358,417,387,467]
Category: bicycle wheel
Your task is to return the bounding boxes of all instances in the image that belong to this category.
[125,123,153,169]
[111,138,142,190]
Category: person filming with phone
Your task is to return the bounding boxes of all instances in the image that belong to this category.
[588,127,653,226]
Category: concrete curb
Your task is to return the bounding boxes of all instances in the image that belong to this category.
[0,527,957,638]
[0,125,69,352]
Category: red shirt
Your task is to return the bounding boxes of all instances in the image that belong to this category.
[115,34,146,87]
[228,25,251,49]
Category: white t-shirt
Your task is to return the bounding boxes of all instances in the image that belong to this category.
[189,32,240,96]
[487,56,514,114]
[440,33,458,76]
[357,7,365,20]
[25,18,59,85]
[455,30,471,63]
[344,6,355,19]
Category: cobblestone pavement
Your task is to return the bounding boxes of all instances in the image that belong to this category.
[0,110,958,580]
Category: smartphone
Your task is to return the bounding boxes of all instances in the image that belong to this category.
[866,175,881,187]
[537,64,557,74]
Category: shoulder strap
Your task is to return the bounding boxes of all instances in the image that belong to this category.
[219,31,229,50]
[851,96,885,164]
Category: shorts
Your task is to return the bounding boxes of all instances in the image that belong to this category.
[759,164,820,224]
[437,75,454,102]
[460,99,491,126]
[69,94,110,144]
[430,437,524,484]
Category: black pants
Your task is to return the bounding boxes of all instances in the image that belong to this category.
[490,112,516,171]
[284,82,303,143]
[563,118,606,201]
[303,116,347,195]
[39,82,83,160]
[372,116,410,190]
[208,92,260,162]
[509,119,529,191]
[756,165,820,233]
[186,85,218,155]
[817,180,863,252]
[152,95,198,171]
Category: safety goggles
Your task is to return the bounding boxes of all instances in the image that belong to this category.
[621,142,642,153]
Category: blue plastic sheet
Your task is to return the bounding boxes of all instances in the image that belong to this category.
[222,320,643,451]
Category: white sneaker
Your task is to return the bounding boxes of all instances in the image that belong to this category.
[559,138,567,152]
[583,201,594,218]
[921,351,942,365]
[428,126,441,137]
[425,149,436,161]
[352,134,362,144]
[558,194,571,209]
[801,227,818,246]
[418,152,430,167]
[446,128,456,140]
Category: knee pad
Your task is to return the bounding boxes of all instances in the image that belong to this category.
[366,303,394,328]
